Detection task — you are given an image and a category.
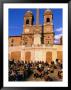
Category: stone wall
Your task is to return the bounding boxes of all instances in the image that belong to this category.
[9,36,21,46]
[8,45,62,63]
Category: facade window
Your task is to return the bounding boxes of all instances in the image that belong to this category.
[11,44,13,46]
[48,36,50,38]
[46,18,50,22]
[48,41,49,44]
[11,39,14,46]
[25,42,27,45]
[11,39,14,43]
[26,19,29,24]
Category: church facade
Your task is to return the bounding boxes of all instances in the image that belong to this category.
[8,9,62,64]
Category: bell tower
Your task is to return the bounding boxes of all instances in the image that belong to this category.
[22,11,34,46]
[43,9,54,46]
[23,11,34,34]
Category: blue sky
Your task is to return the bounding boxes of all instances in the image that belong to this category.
[8,8,62,44]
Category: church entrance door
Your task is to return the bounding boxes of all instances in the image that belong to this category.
[11,51,21,61]
[46,52,52,64]
[57,51,62,62]
[25,52,31,63]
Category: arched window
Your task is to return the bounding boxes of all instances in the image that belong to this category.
[48,41,49,44]
[11,44,13,46]
[48,36,50,38]
[11,39,14,43]
[46,18,50,22]
[26,19,29,24]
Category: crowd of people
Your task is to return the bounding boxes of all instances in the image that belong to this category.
[9,59,63,81]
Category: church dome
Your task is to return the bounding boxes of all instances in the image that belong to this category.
[44,9,52,15]
[24,11,33,17]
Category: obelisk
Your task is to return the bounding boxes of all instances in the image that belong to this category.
[36,9,39,26]
[34,9,41,46]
